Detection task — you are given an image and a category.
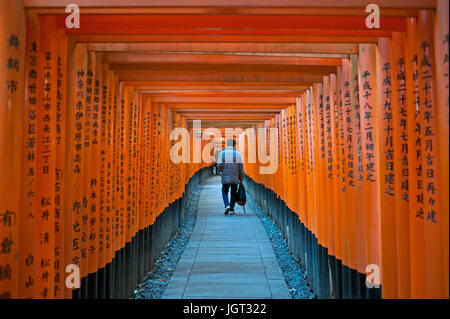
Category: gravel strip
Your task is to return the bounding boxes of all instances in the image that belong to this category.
[134,183,204,299]
[246,194,316,299]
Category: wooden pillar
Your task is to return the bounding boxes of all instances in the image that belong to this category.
[405,17,427,299]
[19,10,39,299]
[0,0,25,300]
[358,43,382,295]
[390,32,412,299]
[377,37,398,299]
[416,10,445,298]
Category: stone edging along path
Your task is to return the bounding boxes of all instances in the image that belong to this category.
[134,183,205,299]
[246,196,315,299]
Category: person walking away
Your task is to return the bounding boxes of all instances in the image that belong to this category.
[217,138,244,215]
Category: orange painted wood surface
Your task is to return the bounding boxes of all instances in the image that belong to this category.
[0,2,448,300]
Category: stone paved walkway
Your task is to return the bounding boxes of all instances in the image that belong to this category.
[162,175,291,299]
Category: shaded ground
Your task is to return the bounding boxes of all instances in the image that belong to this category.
[135,176,314,299]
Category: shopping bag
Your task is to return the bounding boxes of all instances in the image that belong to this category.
[236,182,246,206]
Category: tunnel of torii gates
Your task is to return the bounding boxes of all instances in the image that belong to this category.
[0,0,448,300]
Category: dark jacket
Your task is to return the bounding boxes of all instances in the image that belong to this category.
[217,146,244,184]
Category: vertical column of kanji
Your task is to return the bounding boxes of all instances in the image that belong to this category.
[377,37,398,299]
[417,10,445,298]
[264,120,270,191]
[390,32,411,299]
[0,0,25,299]
[280,109,287,205]
[287,106,294,211]
[126,87,134,247]
[98,62,109,282]
[54,26,67,300]
[337,66,350,282]
[149,102,158,226]
[287,105,293,209]
[349,54,366,282]
[289,105,298,218]
[286,107,292,208]
[113,76,123,268]
[136,94,142,237]
[117,83,126,257]
[266,119,273,192]
[35,15,59,299]
[273,115,280,199]
[170,109,176,205]
[147,98,153,228]
[311,87,320,250]
[106,70,115,271]
[433,0,449,297]
[330,73,342,269]
[63,41,83,298]
[139,97,146,233]
[323,76,335,263]
[405,17,427,299]
[79,51,95,291]
[341,59,358,290]
[144,97,151,231]
[161,105,168,211]
[18,11,39,299]
[112,78,120,261]
[314,83,328,257]
[147,101,155,227]
[110,73,118,268]
[157,104,164,218]
[87,53,102,287]
[295,98,306,224]
[131,92,137,244]
[358,43,382,295]
[302,94,310,230]
[272,117,277,192]
[337,63,349,298]
[165,107,172,207]
[145,98,153,230]
[138,96,146,243]
[154,104,161,217]
[278,110,285,201]
[131,91,140,293]
[133,90,140,242]
[304,90,314,235]
[108,71,115,285]
[124,86,134,251]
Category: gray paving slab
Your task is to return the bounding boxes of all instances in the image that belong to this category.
[163,175,291,299]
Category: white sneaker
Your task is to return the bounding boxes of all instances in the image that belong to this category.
[224,206,231,215]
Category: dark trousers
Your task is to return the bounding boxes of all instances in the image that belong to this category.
[222,184,238,211]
